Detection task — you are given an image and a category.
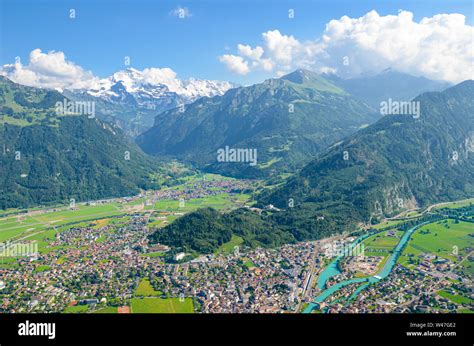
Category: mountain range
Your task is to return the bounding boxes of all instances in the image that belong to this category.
[137,69,380,178]
[150,80,473,253]
[64,68,236,136]
[0,76,161,209]
[324,68,451,109]
[1,68,468,242]
[256,80,474,239]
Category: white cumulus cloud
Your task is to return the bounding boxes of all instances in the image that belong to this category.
[0,50,191,92]
[218,10,473,83]
[218,54,250,75]
[0,49,99,90]
[141,67,178,85]
[237,44,264,60]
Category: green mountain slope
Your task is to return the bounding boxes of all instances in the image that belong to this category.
[0,76,159,209]
[137,69,379,178]
[259,80,474,237]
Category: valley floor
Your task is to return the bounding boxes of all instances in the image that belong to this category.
[0,179,472,314]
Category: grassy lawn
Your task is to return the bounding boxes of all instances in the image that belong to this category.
[130,297,194,313]
[56,256,67,264]
[215,235,243,255]
[459,257,474,277]
[95,234,107,243]
[364,230,403,248]
[398,219,474,274]
[373,220,405,230]
[0,257,19,269]
[0,203,124,250]
[243,259,256,268]
[402,220,473,261]
[92,218,111,229]
[153,193,243,213]
[93,306,118,313]
[437,289,472,305]
[0,203,128,245]
[34,265,51,272]
[64,305,89,313]
[363,230,403,257]
[433,199,474,210]
[140,251,166,258]
[134,278,162,297]
[363,251,388,257]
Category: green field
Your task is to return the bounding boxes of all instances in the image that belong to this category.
[0,174,252,257]
[362,230,403,256]
[242,258,256,268]
[64,305,89,313]
[140,251,166,258]
[0,256,20,269]
[372,220,405,230]
[437,289,472,305]
[215,235,244,255]
[134,279,162,297]
[130,297,194,313]
[152,193,250,213]
[398,219,474,274]
[34,265,51,272]
[93,306,118,313]
[432,199,474,210]
[365,230,403,247]
[0,203,124,244]
[402,220,473,260]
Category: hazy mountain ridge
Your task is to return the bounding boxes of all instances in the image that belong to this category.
[323,69,451,109]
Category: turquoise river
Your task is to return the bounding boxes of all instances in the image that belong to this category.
[303,222,428,313]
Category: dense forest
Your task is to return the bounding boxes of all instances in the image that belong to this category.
[148,208,295,254]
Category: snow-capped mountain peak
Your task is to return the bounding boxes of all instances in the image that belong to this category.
[87,67,236,104]
[64,68,237,136]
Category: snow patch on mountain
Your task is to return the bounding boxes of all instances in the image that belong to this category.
[86,68,236,106]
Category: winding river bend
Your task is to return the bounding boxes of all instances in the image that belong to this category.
[303,222,428,313]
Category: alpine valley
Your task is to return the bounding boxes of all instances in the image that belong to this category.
[137,69,380,178]
[150,80,474,251]
[2,2,473,318]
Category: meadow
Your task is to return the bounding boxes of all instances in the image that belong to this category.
[130,297,194,313]
[432,198,474,210]
[134,278,162,297]
[362,230,403,256]
[437,289,473,305]
[63,304,90,313]
[93,306,118,313]
[398,219,474,274]
[215,235,244,255]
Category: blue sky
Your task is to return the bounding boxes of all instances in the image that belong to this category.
[0,0,472,85]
